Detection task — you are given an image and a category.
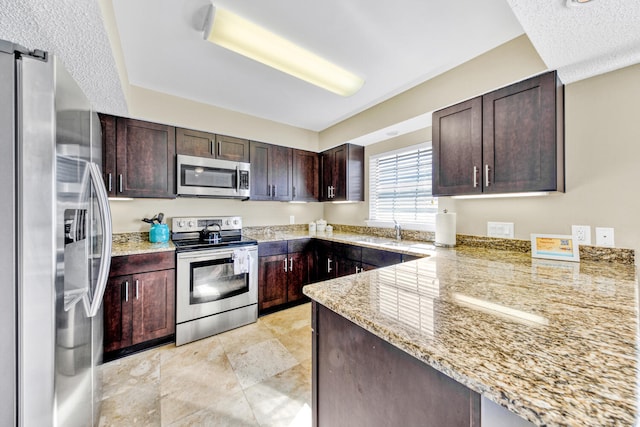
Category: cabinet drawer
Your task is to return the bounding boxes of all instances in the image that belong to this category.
[333,242,362,262]
[288,238,312,253]
[110,251,175,277]
[258,241,288,256]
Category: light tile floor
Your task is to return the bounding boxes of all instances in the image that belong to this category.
[99,303,312,427]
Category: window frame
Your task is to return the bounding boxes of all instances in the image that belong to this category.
[366,142,437,232]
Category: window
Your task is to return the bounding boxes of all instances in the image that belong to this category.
[369,143,437,230]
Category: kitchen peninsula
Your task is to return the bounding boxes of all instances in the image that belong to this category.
[304,245,638,426]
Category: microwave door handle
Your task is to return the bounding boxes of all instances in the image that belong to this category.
[236,166,240,193]
[85,161,113,318]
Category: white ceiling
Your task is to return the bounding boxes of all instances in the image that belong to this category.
[112,0,524,131]
[1,0,639,135]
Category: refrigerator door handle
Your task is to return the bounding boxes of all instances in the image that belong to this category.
[85,161,112,317]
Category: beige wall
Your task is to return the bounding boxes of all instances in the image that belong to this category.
[110,198,323,232]
[323,37,640,257]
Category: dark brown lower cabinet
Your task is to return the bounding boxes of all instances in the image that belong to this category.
[312,303,480,427]
[104,252,175,357]
[258,240,312,313]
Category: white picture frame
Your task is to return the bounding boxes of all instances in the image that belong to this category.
[530,234,580,262]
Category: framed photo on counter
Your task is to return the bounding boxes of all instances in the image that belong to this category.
[530,234,580,262]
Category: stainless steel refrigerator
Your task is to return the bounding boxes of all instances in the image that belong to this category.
[0,40,112,426]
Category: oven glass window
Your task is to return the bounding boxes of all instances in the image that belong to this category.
[190,257,248,304]
[182,165,236,189]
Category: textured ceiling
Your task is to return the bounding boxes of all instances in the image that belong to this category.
[0,0,128,116]
[1,1,639,135]
[507,0,640,84]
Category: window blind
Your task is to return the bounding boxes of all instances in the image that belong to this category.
[369,144,437,226]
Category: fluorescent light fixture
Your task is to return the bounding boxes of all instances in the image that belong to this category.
[451,192,550,200]
[108,197,134,201]
[566,0,593,6]
[202,5,364,97]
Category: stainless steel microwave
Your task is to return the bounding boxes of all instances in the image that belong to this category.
[177,154,250,199]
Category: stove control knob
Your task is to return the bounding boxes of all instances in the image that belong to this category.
[188,220,196,228]
[233,219,239,225]
[225,219,231,225]
[178,220,186,228]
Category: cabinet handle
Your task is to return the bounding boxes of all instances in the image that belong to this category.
[218,141,222,157]
[355,266,360,274]
[107,173,112,192]
[135,279,139,300]
[273,185,277,198]
[292,186,296,199]
[327,258,332,273]
[485,164,491,187]
[267,184,271,197]
[473,166,478,188]
[124,281,129,302]
[118,174,123,193]
[209,140,214,155]
[289,257,293,272]
[283,258,288,273]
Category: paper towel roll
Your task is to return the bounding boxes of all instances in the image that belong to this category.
[435,211,456,247]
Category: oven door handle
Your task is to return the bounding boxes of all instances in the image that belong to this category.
[177,248,254,262]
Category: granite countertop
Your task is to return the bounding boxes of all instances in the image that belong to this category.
[243,230,435,257]
[111,233,175,257]
[303,246,639,426]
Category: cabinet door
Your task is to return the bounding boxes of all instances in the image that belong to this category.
[361,247,402,268]
[115,117,176,198]
[314,240,337,281]
[292,149,319,202]
[270,144,293,201]
[287,251,311,303]
[216,135,249,162]
[103,275,133,353]
[176,127,215,158]
[483,71,561,193]
[250,141,293,201]
[131,270,176,345]
[250,141,271,200]
[432,97,483,196]
[320,150,333,201]
[99,113,117,197]
[258,254,289,311]
[336,258,360,277]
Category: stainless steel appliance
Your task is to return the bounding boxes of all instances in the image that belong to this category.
[176,154,251,199]
[172,216,258,346]
[0,41,112,426]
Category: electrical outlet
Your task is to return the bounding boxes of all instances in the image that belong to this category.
[487,222,514,238]
[595,227,615,247]
[571,225,591,245]
[289,215,295,224]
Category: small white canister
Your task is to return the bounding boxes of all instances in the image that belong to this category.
[316,219,327,232]
[309,221,317,233]
[325,225,333,234]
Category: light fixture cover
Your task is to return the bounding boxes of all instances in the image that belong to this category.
[202,5,364,97]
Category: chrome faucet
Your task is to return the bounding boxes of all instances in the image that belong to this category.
[393,220,401,241]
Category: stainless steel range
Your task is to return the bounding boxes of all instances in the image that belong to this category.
[172,216,258,346]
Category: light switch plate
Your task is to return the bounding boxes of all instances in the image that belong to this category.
[487,222,514,238]
[571,225,591,245]
[595,227,615,247]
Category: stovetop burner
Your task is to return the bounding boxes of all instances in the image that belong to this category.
[171,216,257,251]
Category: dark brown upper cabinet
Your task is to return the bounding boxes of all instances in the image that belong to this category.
[176,129,249,162]
[432,71,564,196]
[320,143,364,202]
[250,141,293,201]
[292,149,319,202]
[99,115,176,198]
[432,97,483,196]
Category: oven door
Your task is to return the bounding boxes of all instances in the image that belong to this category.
[176,245,258,323]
